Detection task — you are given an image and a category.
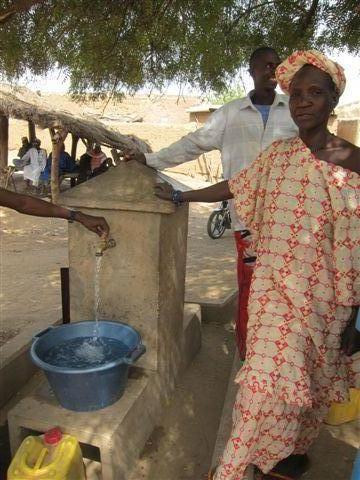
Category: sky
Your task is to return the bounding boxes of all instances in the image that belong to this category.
[19,49,360,107]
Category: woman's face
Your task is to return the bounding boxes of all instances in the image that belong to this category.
[289,65,338,131]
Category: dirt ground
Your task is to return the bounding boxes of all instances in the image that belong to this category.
[0,175,358,480]
[0,92,224,349]
[1,94,359,479]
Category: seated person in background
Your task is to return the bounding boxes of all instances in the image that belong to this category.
[77,150,92,184]
[39,145,77,192]
[21,138,47,192]
[78,143,110,184]
[90,144,109,176]
[13,137,31,170]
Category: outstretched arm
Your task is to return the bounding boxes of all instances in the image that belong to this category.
[0,188,110,237]
[154,180,232,203]
[124,106,226,170]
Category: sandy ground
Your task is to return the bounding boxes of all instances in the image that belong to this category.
[0,94,359,479]
[0,173,237,351]
[0,174,358,480]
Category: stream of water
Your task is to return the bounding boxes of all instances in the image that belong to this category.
[93,254,102,338]
[44,255,128,368]
[43,253,130,368]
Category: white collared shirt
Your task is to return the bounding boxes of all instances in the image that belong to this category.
[145,92,298,229]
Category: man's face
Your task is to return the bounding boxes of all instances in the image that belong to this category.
[22,138,28,145]
[249,51,281,91]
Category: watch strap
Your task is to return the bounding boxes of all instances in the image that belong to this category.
[172,190,184,206]
[68,210,78,222]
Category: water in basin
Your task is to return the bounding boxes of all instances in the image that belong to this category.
[42,337,130,369]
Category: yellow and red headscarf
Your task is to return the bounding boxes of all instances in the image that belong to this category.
[276,50,346,96]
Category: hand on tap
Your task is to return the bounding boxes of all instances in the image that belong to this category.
[96,237,116,256]
[74,211,110,238]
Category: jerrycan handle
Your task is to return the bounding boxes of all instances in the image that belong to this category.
[33,447,48,471]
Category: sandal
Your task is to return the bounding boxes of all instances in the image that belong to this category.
[207,467,217,479]
[254,468,294,479]
[254,453,310,480]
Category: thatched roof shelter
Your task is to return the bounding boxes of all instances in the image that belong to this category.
[0,84,152,202]
[0,83,151,153]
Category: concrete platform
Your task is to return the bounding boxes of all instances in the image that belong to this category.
[6,304,202,480]
[8,374,155,480]
[0,318,62,407]
[185,202,237,323]
[1,198,237,407]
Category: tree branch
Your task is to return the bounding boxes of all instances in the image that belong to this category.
[0,0,46,24]
[225,0,276,35]
[298,0,319,33]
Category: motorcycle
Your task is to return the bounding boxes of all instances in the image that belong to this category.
[207,200,231,239]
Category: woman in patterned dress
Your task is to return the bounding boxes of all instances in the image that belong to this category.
[155,50,360,480]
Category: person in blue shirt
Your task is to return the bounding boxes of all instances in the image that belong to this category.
[39,145,77,193]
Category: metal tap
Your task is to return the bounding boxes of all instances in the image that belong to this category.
[96,238,116,256]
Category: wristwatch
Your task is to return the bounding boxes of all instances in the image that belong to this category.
[68,210,79,223]
[172,190,184,206]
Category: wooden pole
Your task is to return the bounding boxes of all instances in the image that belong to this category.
[60,267,70,324]
[28,120,36,143]
[71,134,79,160]
[111,148,121,164]
[50,128,68,204]
[0,113,9,169]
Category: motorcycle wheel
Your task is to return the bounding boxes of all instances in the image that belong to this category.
[207,210,226,239]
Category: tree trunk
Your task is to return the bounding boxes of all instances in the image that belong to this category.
[51,141,61,204]
[71,134,79,160]
[0,114,9,169]
[111,148,121,164]
[28,120,36,143]
[50,128,68,204]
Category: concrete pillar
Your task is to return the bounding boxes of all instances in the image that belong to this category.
[59,162,189,378]
[337,119,360,146]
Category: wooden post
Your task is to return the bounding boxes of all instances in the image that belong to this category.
[0,113,9,169]
[60,267,70,324]
[50,128,68,204]
[28,120,36,143]
[111,148,121,164]
[71,134,79,160]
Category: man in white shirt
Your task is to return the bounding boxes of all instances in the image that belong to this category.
[125,46,298,358]
[21,138,47,191]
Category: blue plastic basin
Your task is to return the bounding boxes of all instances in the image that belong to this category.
[30,321,145,412]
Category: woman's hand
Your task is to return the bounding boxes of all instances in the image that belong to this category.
[122,149,146,164]
[341,307,360,356]
[154,183,174,201]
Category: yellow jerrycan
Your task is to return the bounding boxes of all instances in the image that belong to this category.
[7,427,86,479]
[325,388,360,426]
